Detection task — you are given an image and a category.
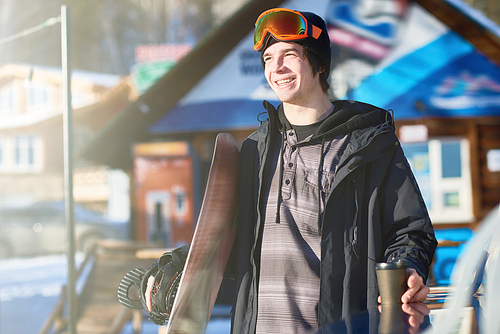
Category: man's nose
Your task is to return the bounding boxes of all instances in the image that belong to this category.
[270,57,285,72]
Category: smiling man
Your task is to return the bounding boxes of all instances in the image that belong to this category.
[226,8,438,334]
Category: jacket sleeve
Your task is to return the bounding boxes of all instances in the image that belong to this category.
[379,143,438,281]
[223,135,259,280]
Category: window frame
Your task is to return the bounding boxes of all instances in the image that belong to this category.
[12,135,43,173]
[26,82,51,111]
[402,137,473,224]
[0,84,17,114]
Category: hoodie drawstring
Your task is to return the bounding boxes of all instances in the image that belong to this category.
[275,130,285,224]
[276,131,327,235]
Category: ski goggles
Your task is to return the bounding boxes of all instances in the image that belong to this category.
[254,8,323,52]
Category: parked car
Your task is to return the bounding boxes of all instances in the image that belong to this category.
[0,201,128,258]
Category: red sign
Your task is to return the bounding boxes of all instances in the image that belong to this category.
[135,44,192,63]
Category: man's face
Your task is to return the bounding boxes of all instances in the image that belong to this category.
[262,42,321,105]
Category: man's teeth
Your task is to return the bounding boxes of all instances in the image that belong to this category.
[277,79,293,85]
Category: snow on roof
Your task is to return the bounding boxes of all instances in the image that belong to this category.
[71,69,121,87]
[14,62,121,87]
[445,0,500,40]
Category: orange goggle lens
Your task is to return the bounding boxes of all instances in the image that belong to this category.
[254,9,321,51]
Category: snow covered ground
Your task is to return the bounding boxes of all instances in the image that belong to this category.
[0,254,73,334]
[0,254,230,334]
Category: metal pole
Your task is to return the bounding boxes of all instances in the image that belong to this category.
[61,5,76,334]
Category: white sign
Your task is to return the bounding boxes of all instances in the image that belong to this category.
[399,125,428,143]
[487,149,500,172]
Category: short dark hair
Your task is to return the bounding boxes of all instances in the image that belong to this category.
[260,44,330,94]
[302,46,330,94]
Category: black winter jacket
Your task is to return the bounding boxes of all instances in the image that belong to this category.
[227,100,437,334]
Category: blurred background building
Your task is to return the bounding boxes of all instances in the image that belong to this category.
[464,0,500,23]
[0,0,251,75]
[0,0,251,221]
[0,62,133,217]
[1,0,500,284]
[1,1,500,332]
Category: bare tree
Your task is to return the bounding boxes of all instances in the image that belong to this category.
[0,0,246,74]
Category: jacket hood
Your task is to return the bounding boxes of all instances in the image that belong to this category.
[263,100,392,141]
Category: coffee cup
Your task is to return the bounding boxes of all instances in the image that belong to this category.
[376,261,407,304]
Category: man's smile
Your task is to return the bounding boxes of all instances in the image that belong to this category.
[276,78,294,86]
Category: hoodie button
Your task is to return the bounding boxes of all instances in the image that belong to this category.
[288,163,293,168]
[285,179,291,185]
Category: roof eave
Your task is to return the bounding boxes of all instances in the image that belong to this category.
[413,0,500,66]
[78,0,284,169]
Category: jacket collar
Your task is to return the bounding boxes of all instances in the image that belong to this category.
[262,99,392,141]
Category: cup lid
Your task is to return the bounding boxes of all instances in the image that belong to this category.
[376,261,407,270]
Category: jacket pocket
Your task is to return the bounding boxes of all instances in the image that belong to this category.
[303,168,335,194]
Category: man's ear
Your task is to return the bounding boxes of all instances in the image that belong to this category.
[318,64,326,75]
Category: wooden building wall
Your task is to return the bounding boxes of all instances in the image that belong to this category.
[476,119,500,215]
[396,117,500,227]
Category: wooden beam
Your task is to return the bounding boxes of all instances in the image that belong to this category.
[79,0,285,169]
[466,120,482,223]
[413,0,500,66]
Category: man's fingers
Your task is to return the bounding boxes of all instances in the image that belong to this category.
[402,268,428,303]
[412,284,430,302]
[378,268,430,303]
[402,303,430,334]
[402,284,429,303]
[407,269,424,288]
[402,302,430,316]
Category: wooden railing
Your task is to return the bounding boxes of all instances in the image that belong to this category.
[38,239,164,334]
[108,307,143,334]
[38,242,99,334]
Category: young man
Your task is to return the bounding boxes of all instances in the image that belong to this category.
[227,8,437,334]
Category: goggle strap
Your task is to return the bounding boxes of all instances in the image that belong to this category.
[311,25,322,40]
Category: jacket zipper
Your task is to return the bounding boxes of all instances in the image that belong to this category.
[351,179,360,259]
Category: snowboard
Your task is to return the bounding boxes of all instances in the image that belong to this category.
[118,133,240,333]
[165,132,239,333]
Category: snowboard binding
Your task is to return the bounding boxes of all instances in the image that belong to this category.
[117,244,189,325]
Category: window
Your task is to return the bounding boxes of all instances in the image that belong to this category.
[173,187,188,216]
[0,85,15,114]
[27,84,50,109]
[0,140,4,168]
[13,136,41,172]
[0,138,11,172]
[402,138,473,223]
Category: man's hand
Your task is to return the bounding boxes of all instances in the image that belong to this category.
[403,303,430,334]
[378,303,430,334]
[402,268,429,303]
[377,268,430,304]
